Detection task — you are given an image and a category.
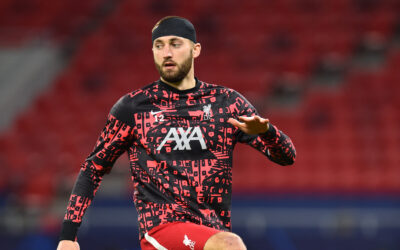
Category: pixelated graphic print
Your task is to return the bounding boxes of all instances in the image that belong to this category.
[64,194,92,223]
[62,79,296,239]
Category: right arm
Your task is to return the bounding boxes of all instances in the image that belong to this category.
[58,112,134,248]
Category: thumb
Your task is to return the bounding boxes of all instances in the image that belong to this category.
[238,116,254,122]
[227,118,243,127]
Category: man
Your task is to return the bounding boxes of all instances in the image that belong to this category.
[57,16,296,250]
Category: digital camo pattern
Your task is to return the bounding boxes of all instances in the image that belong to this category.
[62,79,296,240]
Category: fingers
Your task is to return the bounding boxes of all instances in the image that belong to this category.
[227,118,244,128]
[238,115,269,123]
[238,116,254,122]
[254,115,269,124]
[261,118,269,124]
[229,116,270,134]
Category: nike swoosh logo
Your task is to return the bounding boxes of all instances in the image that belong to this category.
[150,110,163,116]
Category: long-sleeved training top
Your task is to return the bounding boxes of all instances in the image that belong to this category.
[60,78,296,241]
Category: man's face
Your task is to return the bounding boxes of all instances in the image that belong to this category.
[153,36,194,83]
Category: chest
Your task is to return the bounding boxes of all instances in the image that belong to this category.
[132,91,235,153]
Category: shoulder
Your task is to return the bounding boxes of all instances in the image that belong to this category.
[211,83,255,113]
[113,81,157,109]
[110,82,156,125]
[198,80,237,96]
[198,80,252,106]
[111,90,141,113]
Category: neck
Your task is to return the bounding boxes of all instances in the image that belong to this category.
[161,67,196,91]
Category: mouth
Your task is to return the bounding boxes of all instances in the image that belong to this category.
[163,61,176,70]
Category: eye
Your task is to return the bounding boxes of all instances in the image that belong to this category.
[154,44,163,49]
[172,43,181,48]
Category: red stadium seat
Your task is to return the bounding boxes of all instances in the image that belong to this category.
[1,0,400,205]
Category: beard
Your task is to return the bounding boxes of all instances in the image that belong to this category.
[155,51,193,83]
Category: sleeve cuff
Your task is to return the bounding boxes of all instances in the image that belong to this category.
[259,123,278,139]
[59,221,80,241]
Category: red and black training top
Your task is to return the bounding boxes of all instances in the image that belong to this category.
[60,78,296,240]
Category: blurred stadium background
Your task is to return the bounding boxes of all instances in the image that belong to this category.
[0,0,399,249]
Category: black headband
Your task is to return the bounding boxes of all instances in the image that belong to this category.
[152,17,196,43]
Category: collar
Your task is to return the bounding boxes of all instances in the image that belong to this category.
[158,77,201,94]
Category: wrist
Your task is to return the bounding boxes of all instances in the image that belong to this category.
[259,123,277,138]
[261,123,269,133]
[60,221,80,241]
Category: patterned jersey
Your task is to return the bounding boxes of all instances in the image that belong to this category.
[60,78,296,240]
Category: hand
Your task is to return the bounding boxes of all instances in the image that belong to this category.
[57,240,80,250]
[228,115,270,135]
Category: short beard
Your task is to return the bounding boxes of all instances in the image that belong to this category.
[155,51,193,83]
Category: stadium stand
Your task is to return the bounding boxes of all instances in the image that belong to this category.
[0,0,399,206]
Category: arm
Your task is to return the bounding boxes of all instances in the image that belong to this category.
[226,90,295,166]
[58,114,134,247]
[228,115,295,166]
[258,122,296,166]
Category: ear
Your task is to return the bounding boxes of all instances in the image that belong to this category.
[192,43,201,58]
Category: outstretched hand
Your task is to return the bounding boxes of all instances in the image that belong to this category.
[228,115,270,135]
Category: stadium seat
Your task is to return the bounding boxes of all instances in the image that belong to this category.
[1,0,400,206]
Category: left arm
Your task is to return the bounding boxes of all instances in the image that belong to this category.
[228,115,296,166]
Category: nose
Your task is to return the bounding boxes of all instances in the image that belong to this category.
[162,45,173,58]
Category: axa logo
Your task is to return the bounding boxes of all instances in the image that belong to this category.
[157,126,206,151]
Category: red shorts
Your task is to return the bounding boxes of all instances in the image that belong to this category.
[140,222,222,250]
